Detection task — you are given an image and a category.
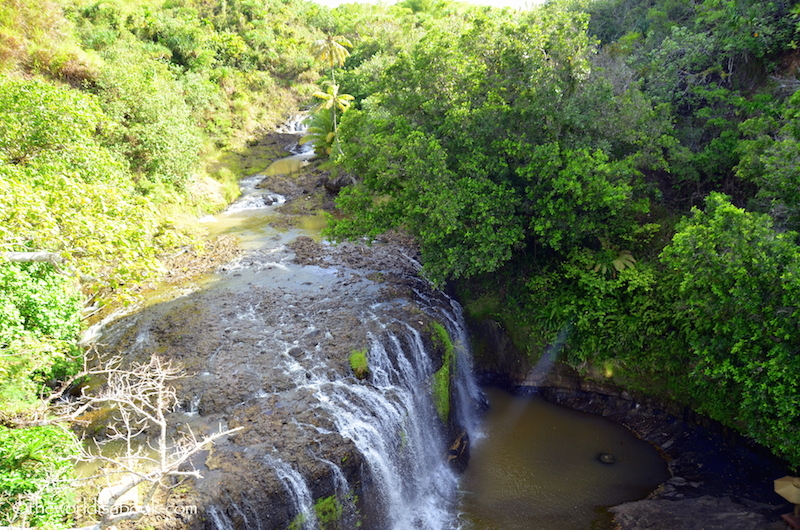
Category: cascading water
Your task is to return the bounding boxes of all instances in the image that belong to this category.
[255,300,479,529]
[263,454,318,528]
[197,299,479,530]
[305,324,462,529]
[93,115,483,529]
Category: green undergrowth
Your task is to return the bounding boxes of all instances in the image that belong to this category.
[0,425,78,528]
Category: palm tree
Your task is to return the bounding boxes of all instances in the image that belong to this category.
[300,106,335,156]
[310,34,353,84]
[311,81,354,132]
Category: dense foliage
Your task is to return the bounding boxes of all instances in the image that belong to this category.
[3,0,800,524]
[324,0,800,467]
[0,425,77,528]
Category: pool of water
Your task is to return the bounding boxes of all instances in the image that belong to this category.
[458,387,670,530]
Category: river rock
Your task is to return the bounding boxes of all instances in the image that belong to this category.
[447,430,470,473]
[610,496,784,530]
[321,173,352,194]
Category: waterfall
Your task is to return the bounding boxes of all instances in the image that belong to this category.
[264,455,318,530]
[96,114,484,529]
[438,298,485,438]
[285,301,479,530]
[202,299,479,530]
[307,327,460,529]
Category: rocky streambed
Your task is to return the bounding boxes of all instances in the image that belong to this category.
[90,130,479,530]
[87,125,794,530]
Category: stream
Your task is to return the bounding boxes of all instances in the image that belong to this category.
[89,122,668,529]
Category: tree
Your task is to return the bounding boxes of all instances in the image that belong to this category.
[310,34,353,84]
[0,425,76,529]
[309,81,354,133]
[299,104,336,156]
[328,6,657,282]
[330,111,525,284]
[660,193,800,464]
[0,77,163,287]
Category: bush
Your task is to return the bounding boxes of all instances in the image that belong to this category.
[95,41,202,190]
[0,261,82,416]
[0,77,163,285]
[0,425,77,529]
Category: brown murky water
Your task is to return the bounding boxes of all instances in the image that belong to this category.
[458,387,669,530]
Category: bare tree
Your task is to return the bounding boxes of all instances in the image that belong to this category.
[0,355,241,530]
[64,355,241,529]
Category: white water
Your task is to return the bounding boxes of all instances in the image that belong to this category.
[264,454,318,529]
[308,327,461,529]
[208,310,478,530]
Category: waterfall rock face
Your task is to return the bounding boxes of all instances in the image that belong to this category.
[97,233,479,530]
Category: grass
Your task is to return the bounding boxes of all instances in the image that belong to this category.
[349,349,369,380]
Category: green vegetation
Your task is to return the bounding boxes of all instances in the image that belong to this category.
[0,425,77,528]
[4,0,800,524]
[0,262,82,416]
[301,33,354,155]
[321,0,800,467]
[349,348,370,380]
[430,323,454,422]
[314,495,343,529]
[286,495,344,530]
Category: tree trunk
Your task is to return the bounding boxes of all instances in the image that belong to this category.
[2,252,64,264]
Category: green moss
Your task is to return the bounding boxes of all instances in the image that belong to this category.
[286,495,343,530]
[349,349,369,380]
[314,495,343,528]
[286,512,306,530]
[430,322,454,422]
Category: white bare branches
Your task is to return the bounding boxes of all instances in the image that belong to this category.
[55,355,241,529]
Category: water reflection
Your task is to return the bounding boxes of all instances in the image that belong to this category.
[459,387,669,530]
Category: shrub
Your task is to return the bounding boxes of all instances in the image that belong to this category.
[0,425,77,529]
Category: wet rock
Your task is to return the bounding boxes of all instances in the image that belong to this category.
[288,236,325,267]
[610,496,784,530]
[321,173,352,194]
[598,452,616,464]
[447,430,470,473]
[97,206,452,530]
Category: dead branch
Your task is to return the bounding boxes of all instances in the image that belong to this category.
[60,355,242,529]
[9,354,242,530]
